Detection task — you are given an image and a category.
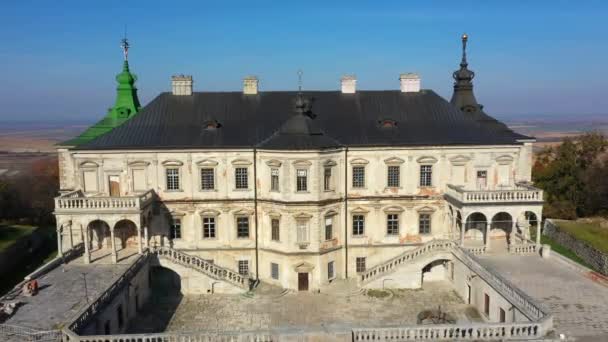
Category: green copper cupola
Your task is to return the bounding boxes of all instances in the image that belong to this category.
[61,38,142,146]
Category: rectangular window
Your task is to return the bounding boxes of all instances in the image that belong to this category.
[297,220,308,242]
[420,165,432,187]
[356,257,366,273]
[352,166,365,188]
[296,169,308,192]
[419,213,431,234]
[387,214,399,235]
[270,168,279,192]
[484,293,490,316]
[202,217,216,239]
[477,170,488,189]
[328,261,335,279]
[237,217,249,238]
[271,218,280,241]
[166,168,180,190]
[235,167,248,189]
[238,260,249,276]
[499,308,506,323]
[352,215,365,236]
[271,262,279,280]
[200,168,215,190]
[324,167,332,191]
[170,218,181,239]
[325,217,333,240]
[387,165,400,187]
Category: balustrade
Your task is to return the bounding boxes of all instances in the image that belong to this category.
[55,189,154,212]
[445,184,543,204]
[508,244,538,255]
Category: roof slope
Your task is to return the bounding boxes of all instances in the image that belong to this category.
[77,90,530,150]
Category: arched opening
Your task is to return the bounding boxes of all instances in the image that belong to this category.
[465,212,487,245]
[524,211,539,241]
[490,212,513,251]
[87,220,111,251]
[114,219,138,250]
[150,266,181,296]
[421,259,451,285]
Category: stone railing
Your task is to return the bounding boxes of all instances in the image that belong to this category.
[352,322,544,341]
[62,329,274,342]
[452,248,549,322]
[359,240,456,285]
[445,183,543,204]
[463,245,487,255]
[68,251,150,334]
[54,189,155,212]
[508,243,538,255]
[0,324,61,342]
[153,246,250,290]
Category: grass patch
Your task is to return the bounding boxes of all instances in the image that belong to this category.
[540,234,593,269]
[366,289,390,298]
[0,224,36,251]
[554,220,608,254]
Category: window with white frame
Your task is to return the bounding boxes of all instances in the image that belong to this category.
[271,262,279,280]
[419,213,431,234]
[170,218,181,239]
[356,257,366,273]
[328,261,335,279]
[271,218,280,241]
[166,168,180,190]
[387,165,400,187]
[420,165,432,187]
[235,167,248,189]
[352,215,365,236]
[325,217,333,240]
[200,168,215,190]
[238,260,249,276]
[297,220,308,243]
[324,167,332,191]
[296,169,308,192]
[352,166,365,188]
[270,168,279,192]
[237,216,250,238]
[387,214,399,235]
[202,217,216,239]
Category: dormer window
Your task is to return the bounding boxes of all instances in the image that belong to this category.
[378,119,398,128]
[203,120,221,131]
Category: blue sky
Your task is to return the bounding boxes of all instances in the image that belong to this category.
[0,1,607,121]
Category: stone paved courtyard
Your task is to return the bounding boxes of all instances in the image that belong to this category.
[129,281,481,334]
[478,254,608,341]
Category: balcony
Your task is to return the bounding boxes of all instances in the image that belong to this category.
[445,183,543,205]
[54,189,155,214]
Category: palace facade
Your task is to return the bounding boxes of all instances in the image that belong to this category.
[53,35,543,292]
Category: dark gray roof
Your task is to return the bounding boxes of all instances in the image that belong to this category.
[77,90,531,150]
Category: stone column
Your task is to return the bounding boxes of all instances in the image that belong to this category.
[110,227,118,264]
[83,223,91,264]
[137,224,143,254]
[68,221,74,249]
[144,227,149,248]
[484,222,490,251]
[535,215,541,246]
[460,222,465,246]
[56,226,63,258]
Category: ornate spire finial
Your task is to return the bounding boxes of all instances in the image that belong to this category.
[121,37,130,61]
[297,69,303,92]
[460,33,468,67]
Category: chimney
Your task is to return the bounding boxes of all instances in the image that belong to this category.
[399,73,421,93]
[243,76,259,95]
[171,75,193,96]
[341,75,357,94]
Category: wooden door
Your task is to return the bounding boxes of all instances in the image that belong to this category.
[298,272,308,291]
[109,175,120,197]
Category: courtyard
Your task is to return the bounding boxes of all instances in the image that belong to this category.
[129,280,483,334]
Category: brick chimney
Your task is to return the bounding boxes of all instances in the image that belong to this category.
[341,75,357,94]
[171,75,193,96]
[243,76,259,95]
[399,73,420,93]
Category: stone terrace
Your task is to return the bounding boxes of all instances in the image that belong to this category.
[129,281,483,334]
[478,254,608,341]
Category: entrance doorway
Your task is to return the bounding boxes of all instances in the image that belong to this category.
[298,272,309,291]
[109,175,120,197]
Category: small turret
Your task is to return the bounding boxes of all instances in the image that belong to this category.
[450,33,482,113]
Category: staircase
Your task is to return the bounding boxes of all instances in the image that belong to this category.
[152,247,250,290]
[358,239,457,286]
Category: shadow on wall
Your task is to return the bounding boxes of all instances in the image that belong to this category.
[127,266,183,333]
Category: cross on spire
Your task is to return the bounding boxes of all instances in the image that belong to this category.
[121,38,130,61]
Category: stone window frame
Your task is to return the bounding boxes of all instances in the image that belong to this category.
[196,159,218,191]
[417,156,437,188]
[417,206,435,235]
[266,159,282,193]
[327,260,335,280]
[128,161,150,193]
[350,158,369,189]
[79,161,100,194]
[294,212,312,246]
[232,159,252,191]
[495,155,515,187]
[234,209,253,239]
[238,259,250,276]
[383,206,404,236]
[384,157,404,188]
[355,256,366,273]
[269,212,281,242]
[162,160,184,192]
[271,262,280,280]
[169,212,185,240]
[324,209,338,241]
[350,207,369,237]
[323,160,337,192]
[200,209,220,240]
[293,160,312,194]
[449,155,471,186]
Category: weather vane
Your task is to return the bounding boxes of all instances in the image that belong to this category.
[121,25,130,61]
